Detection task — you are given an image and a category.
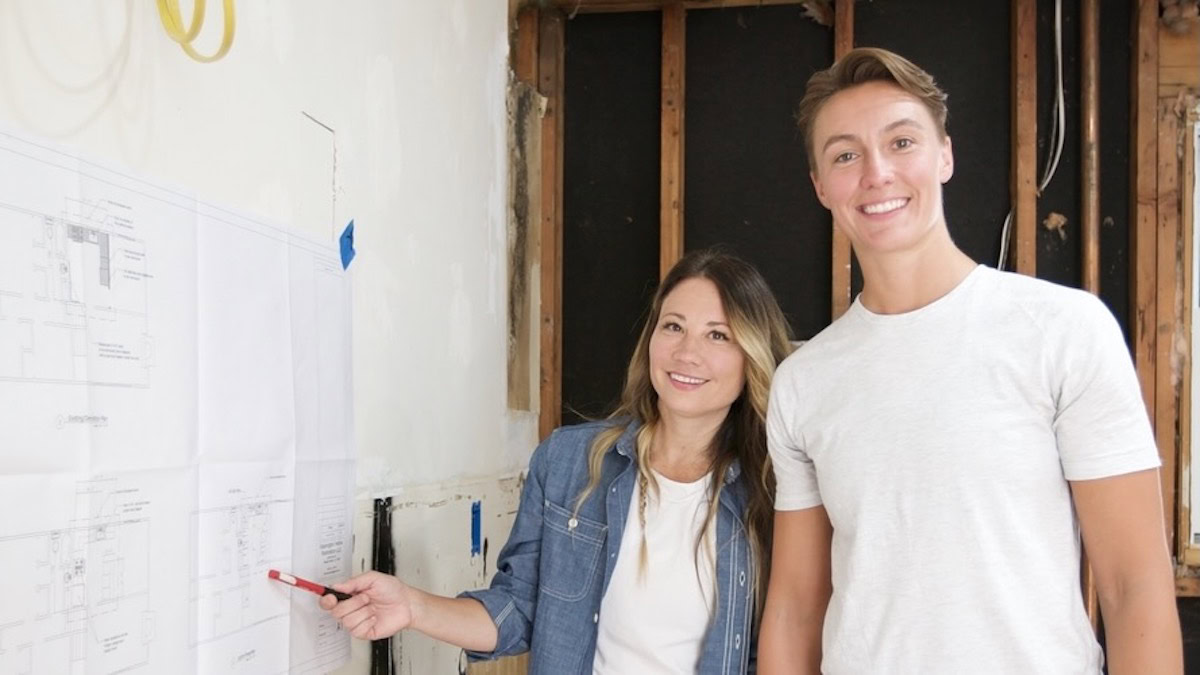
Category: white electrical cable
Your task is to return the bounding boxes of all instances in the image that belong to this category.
[999,0,1065,270]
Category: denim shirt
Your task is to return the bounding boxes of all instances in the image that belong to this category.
[461,420,757,674]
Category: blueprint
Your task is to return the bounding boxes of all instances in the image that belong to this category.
[0,127,354,674]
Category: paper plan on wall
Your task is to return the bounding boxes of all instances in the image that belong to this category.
[0,127,354,675]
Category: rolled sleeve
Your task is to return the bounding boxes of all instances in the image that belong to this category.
[460,436,554,660]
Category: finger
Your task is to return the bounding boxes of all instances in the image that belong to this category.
[334,571,381,594]
[328,593,370,621]
[341,605,375,635]
[318,594,338,611]
[349,615,378,641]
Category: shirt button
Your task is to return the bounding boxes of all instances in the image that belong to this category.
[739,571,745,586]
[611,487,617,493]
[568,518,578,530]
[734,634,741,649]
[593,613,599,623]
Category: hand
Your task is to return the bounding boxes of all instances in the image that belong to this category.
[319,571,415,641]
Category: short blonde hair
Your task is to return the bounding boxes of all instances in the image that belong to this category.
[797,47,949,168]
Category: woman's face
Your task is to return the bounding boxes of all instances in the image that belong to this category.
[648,277,746,426]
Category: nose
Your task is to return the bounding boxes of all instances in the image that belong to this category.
[671,331,702,364]
[860,150,895,188]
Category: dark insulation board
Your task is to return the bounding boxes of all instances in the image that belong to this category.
[684,5,834,341]
[562,11,662,424]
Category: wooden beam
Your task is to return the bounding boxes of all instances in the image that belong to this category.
[1178,109,1196,565]
[1176,574,1200,597]
[1080,0,1099,294]
[830,0,853,320]
[514,7,539,85]
[660,2,686,278]
[1131,0,1159,439]
[506,7,541,413]
[1156,99,1180,554]
[1010,0,1037,276]
[538,11,565,441]
[542,0,805,13]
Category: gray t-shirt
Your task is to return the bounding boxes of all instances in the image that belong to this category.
[768,265,1160,674]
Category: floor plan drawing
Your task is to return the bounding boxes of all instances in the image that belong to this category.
[0,477,155,675]
[0,126,353,674]
[0,197,152,388]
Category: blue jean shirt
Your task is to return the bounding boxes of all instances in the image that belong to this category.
[461,420,757,674]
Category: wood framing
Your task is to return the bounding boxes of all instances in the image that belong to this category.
[1131,0,1159,456]
[538,11,566,441]
[1157,99,1180,552]
[543,0,804,12]
[1010,0,1037,276]
[831,0,854,319]
[660,2,686,278]
[507,7,541,414]
[1179,106,1196,567]
[1080,0,1100,294]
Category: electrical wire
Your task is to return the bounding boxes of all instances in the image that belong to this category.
[156,0,236,63]
[999,0,1065,270]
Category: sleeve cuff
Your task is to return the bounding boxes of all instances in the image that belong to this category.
[458,588,520,661]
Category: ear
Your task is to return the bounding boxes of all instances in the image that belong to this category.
[939,135,955,184]
[810,170,831,210]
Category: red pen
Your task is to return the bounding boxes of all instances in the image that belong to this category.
[268,569,352,601]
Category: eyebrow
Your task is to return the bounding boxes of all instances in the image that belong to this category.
[820,117,925,154]
[661,311,729,327]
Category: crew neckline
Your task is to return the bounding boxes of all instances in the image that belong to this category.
[850,264,988,325]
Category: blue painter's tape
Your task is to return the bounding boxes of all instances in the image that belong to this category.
[471,501,481,556]
[339,220,356,269]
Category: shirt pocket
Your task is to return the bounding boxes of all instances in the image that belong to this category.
[539,499,607,602]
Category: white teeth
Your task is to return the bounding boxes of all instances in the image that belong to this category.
[669,373,705,385]
[862,198,907,215]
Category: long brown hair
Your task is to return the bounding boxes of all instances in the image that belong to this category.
[572,248,793,622]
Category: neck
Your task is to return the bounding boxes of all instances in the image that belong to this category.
[855,222,976,314]
[650,409,724,481]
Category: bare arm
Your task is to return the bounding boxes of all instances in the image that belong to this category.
[1070,468,1182,674]
[757,506,833,675]
[320,571,498,652]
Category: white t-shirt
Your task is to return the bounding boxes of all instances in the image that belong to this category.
[768,265,1160,674]
[592,469,716,674]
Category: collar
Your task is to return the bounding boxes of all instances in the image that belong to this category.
[609,418,741,485]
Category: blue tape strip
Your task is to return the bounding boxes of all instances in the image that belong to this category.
[339,219,356,270]
[471,501,481,556]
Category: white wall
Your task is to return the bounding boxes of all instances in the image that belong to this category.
[0,1,535,672]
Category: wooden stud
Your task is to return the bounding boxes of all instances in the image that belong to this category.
[1156,99,1180,554]
[1176,574,1200,597]
[544,0,805,13]
[1011,0,1037,276]
[1080,0,1100,294]
[515,7,539,85]
[506,7,541,413]
[830,0,853,320]
[661,2,686,278]
[1131,0,1159,438]
[538,11,566,441]
[1178,109,1196,565]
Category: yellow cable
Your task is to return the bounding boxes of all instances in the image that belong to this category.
[156,0,236,63]
[156,0,205,43]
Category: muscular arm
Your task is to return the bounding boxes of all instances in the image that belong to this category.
[757,506,832,675]
[1070,468,1181,674]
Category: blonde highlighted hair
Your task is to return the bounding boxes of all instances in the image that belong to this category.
[572,248,793,624]
[796,47,949,168]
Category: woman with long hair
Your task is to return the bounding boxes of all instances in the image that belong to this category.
[321,249,793,673]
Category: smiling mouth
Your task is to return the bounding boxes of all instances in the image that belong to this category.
[859,198,909,215]
[668,372,707,385]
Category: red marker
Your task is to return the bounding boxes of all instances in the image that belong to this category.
[268,569,352,601]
